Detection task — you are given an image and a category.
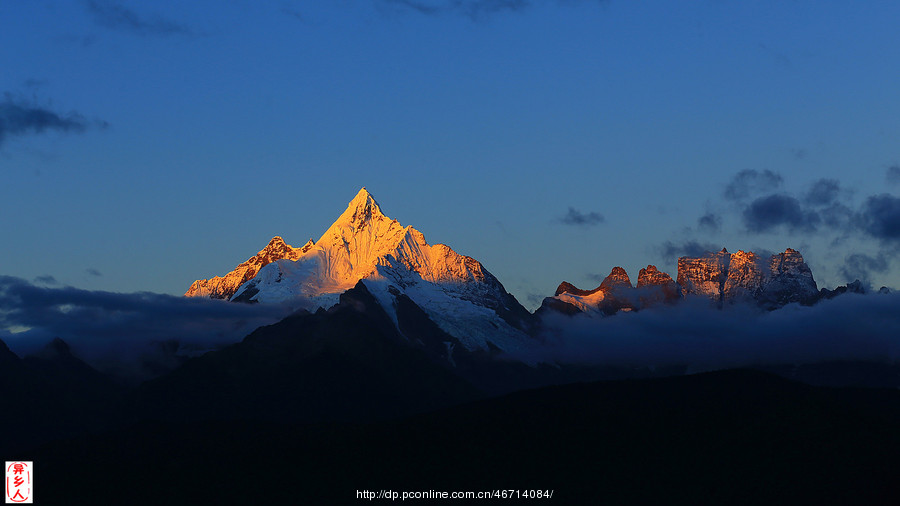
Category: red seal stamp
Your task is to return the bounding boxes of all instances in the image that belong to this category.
[5,462,32,504]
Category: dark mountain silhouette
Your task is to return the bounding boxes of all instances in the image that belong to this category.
[135,281,483,424]
[0,338,124,455]
[25,369,900,505]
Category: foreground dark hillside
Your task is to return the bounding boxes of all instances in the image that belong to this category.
[4,281,900,504]
[22,369,900,505]
[133,284,483,424]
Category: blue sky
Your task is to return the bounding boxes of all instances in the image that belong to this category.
[2,0,900,309]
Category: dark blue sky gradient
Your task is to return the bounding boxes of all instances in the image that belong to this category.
[2,1,899,309]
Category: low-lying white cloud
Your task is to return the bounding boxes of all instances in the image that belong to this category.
[516,293,900,371]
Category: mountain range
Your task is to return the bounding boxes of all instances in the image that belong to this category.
[186,188,873,332]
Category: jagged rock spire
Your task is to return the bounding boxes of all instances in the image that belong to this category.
[599,267,633,291]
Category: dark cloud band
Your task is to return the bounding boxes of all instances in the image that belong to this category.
[0,276,288,376]
[511,293,900,369]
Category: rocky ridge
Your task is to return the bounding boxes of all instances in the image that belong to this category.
[185,236,314,299]
[552,266,637,315]
[637,265,681,305]
[680,248,818,307]
[543,247,820,315]
[677,248,732,301]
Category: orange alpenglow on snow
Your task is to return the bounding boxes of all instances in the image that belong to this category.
[183,187,533,352]
[226,187,492,303]
[185,236,313,300]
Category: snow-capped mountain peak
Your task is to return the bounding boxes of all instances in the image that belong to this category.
[306,188,410,289]
[329,187,388,232]
[189,188,534,353]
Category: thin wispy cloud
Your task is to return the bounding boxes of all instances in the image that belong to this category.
[85,1,193,36]
[281,7,305,20]
[723,169,783,202]
[887,165,900,185]
[23,78,47,90]
[375,0,604,20]
[804,178,841,207]
[586,272,606,282]
[381,0,443,15]
[841,253,890,289]
[697,212,721,233]
[658,240,721,263]
[526,293,545,306]
[559,207,605,227]
[0,94,101,147]
[790,147,807,160]
[819,202,854,230]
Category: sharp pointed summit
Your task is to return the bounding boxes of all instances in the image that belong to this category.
[331,187,387,232]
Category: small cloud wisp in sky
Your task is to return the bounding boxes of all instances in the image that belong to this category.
[658,240,721,263]
[804,178,842,207]
[375,0,608,20]
[723,169,783,202]
[841,253,890,290]
[33,275,59,285]
[0,95,96,147]
[697,212,721,233]
[560,207,605,227]
[887,166,900,185]
[85,0,192,36]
